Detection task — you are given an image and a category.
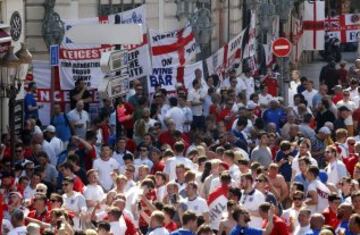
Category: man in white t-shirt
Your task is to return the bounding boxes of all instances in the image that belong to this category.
[93,145,120,192]
[83,169,106,211]
[164,141,194,181]
[149,211,170,235]
[239,173,265,228]
[293,208,312,235]
[302,80,318,109]
[62,177,87,230]
[67,100,90,139]
[187,79,206,130]
[181,182,210,223]
[282,191,305,233]
[7,209,27,235]
[223,150,241,184]
[240,67,255,102]
[165,97,185,132]
[258,85,274,108]
[44,125,64,157]
[324,145,348,185]
[305,166,330,213]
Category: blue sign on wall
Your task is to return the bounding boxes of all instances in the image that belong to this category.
[50,44,59,67]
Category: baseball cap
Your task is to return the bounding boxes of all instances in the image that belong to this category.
[246,102,257,110]
[338,106,351,112]
[318,126,331,135]
[9,191,23,199]
[332,85,342,90]
[44,125,56,133]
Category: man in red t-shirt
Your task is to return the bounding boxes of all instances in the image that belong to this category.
[260,203,289,235]
[138,179,157,234]
[58,162,84,193]
[322,193,340,229]
[343,151,359,177]
[27,193,51,224]
[151,148,165,174]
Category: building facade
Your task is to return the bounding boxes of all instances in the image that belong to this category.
[25,0,243,60]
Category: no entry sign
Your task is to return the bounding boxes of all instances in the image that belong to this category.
[272,37,292,57]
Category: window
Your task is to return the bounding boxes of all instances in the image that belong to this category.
[98,3,142,16]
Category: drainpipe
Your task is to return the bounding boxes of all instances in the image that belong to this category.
[159,0,164,31]
[69,0,79,20]
[218,0,224,46]
[228,0,230,41]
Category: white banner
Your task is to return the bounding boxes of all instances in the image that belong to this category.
[206,47,225,79]
[148,62,205,93]
[148,67,178,93]
[127,44,152,81]
[60,6,149,90]
[244,11,257,58]
[303,0,325,50]
[226,29,245,68]
[182,61,205,90]
[150,26,198,67]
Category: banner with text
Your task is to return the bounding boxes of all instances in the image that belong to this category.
[148,61,204,93]
[60,6,149,90]
[206,29,246,78]
[325,14,360,43]
[33,60,99,125]
[150,26,199,67]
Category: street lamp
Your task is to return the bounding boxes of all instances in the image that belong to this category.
[0,46,20,162]
[0,44,32,162]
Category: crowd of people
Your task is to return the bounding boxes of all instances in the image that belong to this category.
[2,58,360,235]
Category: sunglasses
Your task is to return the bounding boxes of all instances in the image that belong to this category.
[50,199,58,203]
[62,183,69,187]
[15,150,22,153]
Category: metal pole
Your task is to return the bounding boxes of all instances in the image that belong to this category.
[283,57,289,106]
[50,66,55,116]
[9,85,16,164]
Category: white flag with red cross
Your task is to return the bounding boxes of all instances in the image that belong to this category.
[207,185,229,231]
[303,0,325,51]
[290,15,304,63]
[150,26,199,68]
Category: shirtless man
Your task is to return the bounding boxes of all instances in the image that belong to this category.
[267,163,289,203]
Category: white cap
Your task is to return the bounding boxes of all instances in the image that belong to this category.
[246,102,257,110]
[44,125,56,133]
[319,126,331,135]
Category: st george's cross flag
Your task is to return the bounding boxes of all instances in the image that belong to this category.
[303,0,325,51]
[207,185,229,231]
[150,25,199,67]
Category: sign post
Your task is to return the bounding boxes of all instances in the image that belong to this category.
[49,44,59,115]
[272,38,292,105]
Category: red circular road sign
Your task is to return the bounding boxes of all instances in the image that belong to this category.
[272,37,292,57]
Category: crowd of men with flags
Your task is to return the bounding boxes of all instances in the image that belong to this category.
[2,1,360,235]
